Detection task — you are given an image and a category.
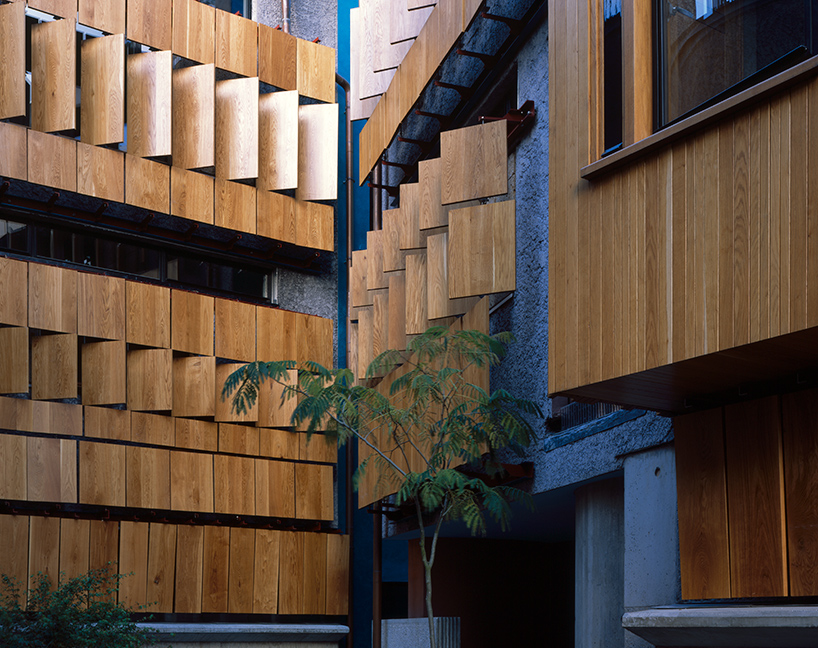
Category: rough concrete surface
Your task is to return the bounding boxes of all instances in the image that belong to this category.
[381,618,460,648]
[254,0,338,51]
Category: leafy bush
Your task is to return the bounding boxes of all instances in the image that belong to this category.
[0,567,154,648]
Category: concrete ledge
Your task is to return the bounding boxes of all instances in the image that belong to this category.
[623,605,818,647]
[139,623,349,643]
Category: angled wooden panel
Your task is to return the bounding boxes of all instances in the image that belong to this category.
[88,519,119,574]
[172,64,215,170]
[125,154,170,213]
[253,528,280,614]
[175,525,204,613]
[419,158,446,229]
[202,525,230,613]
[295,462,333,521]
[31,333,77,400]
[27,437,76,503]
[0,327,29,394]
[214,454,254,515]
[79,0,125,34]
[256,306,297,362]
[127,50,172,158]
[84,405,130,441]
[215,179,257,234]
[257,189,297,243]
[82,340,126,405]
[296,314,333,368]
[427,232,477,319]
[302,532,327,614]
[27,130,77,192]
[357,306,374,378]
[31,17,76,133]
[172,167,214,224]
[366,229,388,290]
[127,281,171,348]
[326,534,349,614]
[215,10,257,77]
[258,90,299,191]
[358,4,396,99]
[296,103,339,202]
[170,449,214,512]
[77,142,125,202]
[146,523,176,612]
[349,7,379,120]
[296,38,335,104]
[258,24,296,90]
[130,411,174,446]
[171,289,214,355]
[215,298,256,362]
[255,458,295,517]
[372,289,389,359]
[257,369,297,429]
[79,440,125,506]
[299,433,337,464]
[81,34,125,146]
[219,423,259,455]
[215,77,259,181]
[675,408,730,600]
[259,428,299,460]
[296,201,334,252]
[0,3,25,120]
[366,0,413,73]
[59,518,90,582]
[0,258,26,327]
[172,355,215,418]
[29,0,77,18]
[29,516,60,586]
[725,397,787,597]
[0,433,27,499]
[441,121,507,204]
[388,272,407,351]
[216,363,259,423]
[278,531,304,614]
[383,208,405,272]
[118,521,148,608]
[127,348,173,412]
[78,273,125,340]
[15,400,81,437]
[351,250,373,308]
[126,446,170,509]
[127,0,171,50]
[391,0,433,42]
[29,264,77,333]
[0,121,27,181]
[175,417,218,452]
[172,0,215,65]
[448,200,516,299]
[228,527,255,613]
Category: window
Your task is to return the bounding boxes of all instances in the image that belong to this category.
[657,0,816,127]
[604,0,623,153]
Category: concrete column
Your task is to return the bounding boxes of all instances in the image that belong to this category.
[575,477,625,648]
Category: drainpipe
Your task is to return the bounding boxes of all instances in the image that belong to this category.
[371,163,382,230]
[373,505,383,648]
[281,0,291,33]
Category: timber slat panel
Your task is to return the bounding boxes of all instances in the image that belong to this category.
[127,0,171,50]
[0,2,25,120]
[259,24,296,90]
[118,521,148,608]
[258,90,299,191]
[302,532,327,614]
[254,458,295,517]
[175,525,205,613]
[372,290,388,359]
[172,289,214,355]
[0,433,26,499]
[383,209,405,272]
[441,121,507,204]
[214,454,255,515]
[59,518,90,582]
[29,264,77,333]
[352,250,373,307]
[215,78,259,181]
[296,314,333,368]
[388,273,407,351]
[29,516,60,586]
[170,450,214,512]
[89,519,119,574]
[172,355,216,418]
[126,281,171,348]
[326,534,349,614]
[256,306,297,362]
[0,121,27,181]
[81,34,125,146]
[175,418,218,452]
[78,272,125,340]
[172,0,215,65]
[391,0,433,43]
[172,65,215,170]
[278,531,304,614]
[296,200,334,252]
[253,529,280,613]
[126,447,171,509]
[215,10,257,78]
[296,103,339,202]
[350,7,379,120]
[0,327,29,394]
[218,423,260,456]
[299,433,337,464]
[0,258,27,327]
[31,18,76,134]
[257,188,297,242]
[27,436,74,505]
[82,340,126,405]
[357,306,374,378]
[215,298,256,362]
[295,462,333,521]
[216,364,259,423]
[366,229,388,290]
[257,369,297,429]
[296,38,335,104]
[127,50,172,159]
[127,348,173,412]
[27,130,77,193]
[77,142,125,202]
[259,428,299,461]
[419,157,446,229]
[125,154,170,214]
[79,441,125,506]
[398,183,422,250]
[215,178,257,234]
[171,167,215,225]
[146,523,176,612]
[79,0,125,34]
[131,411,174,446]
[228,527,255,613]
[427,232,476,319]
[675,408,730,600]
[0,515,28,591]
[85,405,130,441]
[202,525,230,613]
[31,333,78,400]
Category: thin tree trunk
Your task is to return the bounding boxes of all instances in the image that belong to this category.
[416,497,446,648]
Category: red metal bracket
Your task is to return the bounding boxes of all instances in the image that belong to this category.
[480,99,536,146]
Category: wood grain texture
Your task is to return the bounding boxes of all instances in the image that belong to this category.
[31,333,78,400]
[118,521,148,608]
[214,454,255,515]
[441,121,507,204]
[215,298,256,362]
[398,183,423,250]
[79,0,125,34]
[258,428,299,460]
[127,50,172,158]
[359,1,397,99]
[215,10,257,77]
[125,154,170,213]
[215,178,257,234]
[215,77,259,181]
[0,121,27,181]
[257,188,297,242]
[28,0,76,18]
[427,232,477,319]
[0,515,28,594]
[296,103,339,201]
[259,24,296,90]
[171,289,214,355]
[81,34,125,146]
[675,408,731,600]
[295,462,333,521]
[172,0,215,65]
[170,449,214,512]
[216,364,259,423]
[296,38,335,103]
[130,411,174,446]
[171,167,215,225]
[366,229,388,290]
[257,369,297,429]
[370,0,413,72]
[29,516,60,586]
[388,272,407,351]
[146,523,176,612]
[172,355,216,418]
[27,437,76,503]
[79,440,125,506]
[128,348,173,411]
[253,528,280,613]
[349,7,379,120]
[126,281,171,348]
[0,258,26,327]
[175,525,204,613]
[77,142,125,202]
[175,417,218,452]
[88,519,119,575]
[299,433,337,463]
[218,423,260,456]
[172,64,215,170]
[31,17,76,133]
[372,289,389,360]
[0,2,25,120]
[59,518,90,582]
[256,305,297,362]
[84,405,130,441]
[126,446,170,509]
[0,433,26,500]
[302,532,327,614]
[296,313,333,368]
[29,263,77,333]
[258,90,299,191]
[357,307,374,378]
[278,531,304,614]
[382,209,405,272]
[228,527,255,613]
[326,534,349,614]
[296,199,334,252]
[82,340,126,405]
[77,272,125,340]
[0,327,29,395]
[391,0,433,43]
[351,250,373,307]
[202,525,230,612]
[419,157,446,229]
[27,130,77,192]
[127,0,171,50]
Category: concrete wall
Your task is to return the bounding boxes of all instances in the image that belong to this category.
[254,0,338,50]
